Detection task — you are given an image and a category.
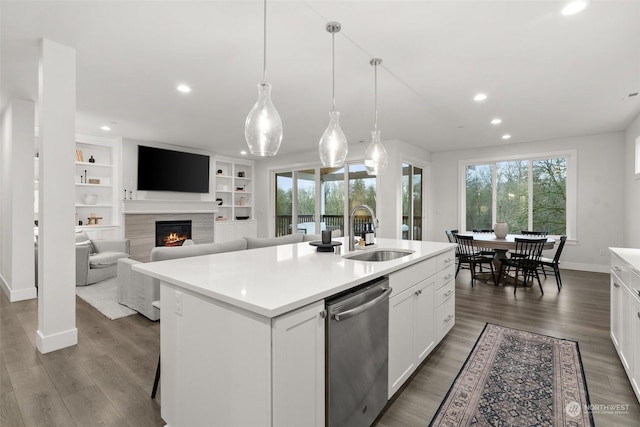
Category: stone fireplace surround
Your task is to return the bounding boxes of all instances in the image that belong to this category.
[125,213,214,262]
[123,199,217,261]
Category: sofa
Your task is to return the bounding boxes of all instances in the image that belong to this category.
[76,231,130,287]
[117,231,340,320]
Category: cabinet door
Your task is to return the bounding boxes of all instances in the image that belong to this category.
[272,300,325,427]
[632,293,640,401]
[611,274,621,349]
[388,288,416,398]
[414,278,436,363]
[235,220,257,239]
[620,286,634,374]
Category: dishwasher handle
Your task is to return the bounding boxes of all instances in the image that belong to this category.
[333,287,392,322]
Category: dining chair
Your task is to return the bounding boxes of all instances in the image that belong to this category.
[472,229,496,259]
[455,234,496,287]
[497,237,547,294]
[521,230,548,236]
[539,235,567,291]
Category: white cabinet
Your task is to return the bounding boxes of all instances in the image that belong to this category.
[632,289,640,400]
[389,278,435,397]
[609,250,640,404]
[388,249,455,398]
[75,134,121,237]
[159,282,324,427]
[272,300,325,427]
[214,219,257,243]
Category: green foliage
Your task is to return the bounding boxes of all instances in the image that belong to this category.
[465,158,567,234]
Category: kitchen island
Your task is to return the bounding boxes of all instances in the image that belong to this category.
[134,237,457,427]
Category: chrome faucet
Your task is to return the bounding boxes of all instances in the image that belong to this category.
[349,204,379,251]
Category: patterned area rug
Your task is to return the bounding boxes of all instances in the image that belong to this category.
[430,323,594,426]
[76,277,136,320]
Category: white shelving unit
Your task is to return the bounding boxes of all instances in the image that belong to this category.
[213,156,256,242]
[75,134,122,239]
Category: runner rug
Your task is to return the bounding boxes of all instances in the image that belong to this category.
[429,323,594,426]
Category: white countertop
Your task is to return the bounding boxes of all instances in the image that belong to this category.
[610,247,640,275]
[133,237,456,318]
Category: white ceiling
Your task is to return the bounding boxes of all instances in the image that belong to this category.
[2,1,640,158]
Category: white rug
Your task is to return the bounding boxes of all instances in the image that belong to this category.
[76,277,137,320]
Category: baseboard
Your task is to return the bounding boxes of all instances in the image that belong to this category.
[36,327,78,354]
[559,261,609,274]
[0,273,37,301]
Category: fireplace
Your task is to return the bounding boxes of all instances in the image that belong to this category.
[156,220,192,247]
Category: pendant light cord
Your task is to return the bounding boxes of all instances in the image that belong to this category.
[262,0,267,82]
[374,61,378,131]
[331,32,336,111]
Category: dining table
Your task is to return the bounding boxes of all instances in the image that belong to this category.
[458,232,556,284]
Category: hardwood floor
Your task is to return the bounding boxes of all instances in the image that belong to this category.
[377,269,640,426]
[1,269,638,426]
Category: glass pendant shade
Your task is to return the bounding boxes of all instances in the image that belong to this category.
[319,110,348,167]
[245,82,283,156]
[364,129,388,175]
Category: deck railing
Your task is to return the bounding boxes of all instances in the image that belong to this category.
[275,215,373,237]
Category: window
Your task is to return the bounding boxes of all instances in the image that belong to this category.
[460,152,575,237]
[273,162,375,237]
[402,163,423,240]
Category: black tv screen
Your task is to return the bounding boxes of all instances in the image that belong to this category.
[137,145,210,193]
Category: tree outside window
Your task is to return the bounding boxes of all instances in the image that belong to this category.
[465,157,567,234]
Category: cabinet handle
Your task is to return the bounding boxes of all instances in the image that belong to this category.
[445,257,454,263]
[319,310,327,319]
[444,274,453,280]
[635,289,640,298]
[612,266,621,272]
[444,314,454,323]
[415,289,422,296]
[614,282,620,288]
[638,312,640,320]
[444,290,453,297]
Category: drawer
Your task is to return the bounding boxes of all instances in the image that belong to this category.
[436,264,456,290]
[437,250,456,272]
[435,280,455,307]
[611,254,630,285]
[436,297,455,340]
[390,257,436,297]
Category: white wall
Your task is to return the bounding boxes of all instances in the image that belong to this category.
[0,99,37,301]
[429,132,625,273]
[253,139,429,238]
[624,112,640,248]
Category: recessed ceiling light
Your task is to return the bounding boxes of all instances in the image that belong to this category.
[490,118,502,125]
[177,84,192,93]
[502,134,512,140]
[561,1,589,16]
[473,93,487,102]
[100,125,111,131]
[240,150,248,155]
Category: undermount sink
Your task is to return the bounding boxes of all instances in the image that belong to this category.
[343,249,414,262]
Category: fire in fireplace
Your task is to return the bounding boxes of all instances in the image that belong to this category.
[156,220,192,247]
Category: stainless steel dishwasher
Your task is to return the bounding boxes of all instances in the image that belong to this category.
[326,276,392,427]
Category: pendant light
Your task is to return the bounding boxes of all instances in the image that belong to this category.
[319,22,348,167]
[364,58,388,175]
[245,0,283,156]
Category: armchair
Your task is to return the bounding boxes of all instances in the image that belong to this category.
[76,231,130,287]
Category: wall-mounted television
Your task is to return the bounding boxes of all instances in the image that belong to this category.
[137,145,210,193]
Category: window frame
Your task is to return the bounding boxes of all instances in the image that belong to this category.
[635,136,640,180]
[269,160,380,237]
[458,150,577,239]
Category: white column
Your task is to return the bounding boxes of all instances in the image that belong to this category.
[36,39,78,353]
[0,99,37,301]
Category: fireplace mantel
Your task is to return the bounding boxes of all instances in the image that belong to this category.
[123,199,219,214]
